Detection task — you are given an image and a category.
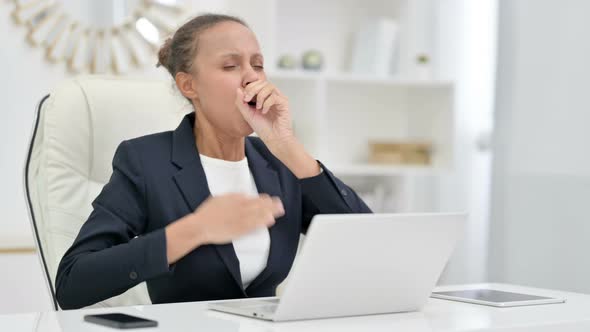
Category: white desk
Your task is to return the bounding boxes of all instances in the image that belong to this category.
[2,284,590,332]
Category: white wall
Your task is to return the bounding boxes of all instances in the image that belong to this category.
[490,0,590,293]
[433,0,497,284]
[0,254,53,314]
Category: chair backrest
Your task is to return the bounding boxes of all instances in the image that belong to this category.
[25,76,192,309]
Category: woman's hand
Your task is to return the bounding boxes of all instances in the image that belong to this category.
[165,193,284,264]
[235,80,321,179]
[192,193,284,244]
[235,80,294,150]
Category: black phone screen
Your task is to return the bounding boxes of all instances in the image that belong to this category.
[84,313,158,329]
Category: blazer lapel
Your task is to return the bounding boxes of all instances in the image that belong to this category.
[170,113,244,293]
[244,139,287,292]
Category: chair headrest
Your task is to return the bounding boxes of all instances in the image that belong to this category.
[43,75,192,182]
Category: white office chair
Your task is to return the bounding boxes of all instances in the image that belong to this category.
[24,76,192,309]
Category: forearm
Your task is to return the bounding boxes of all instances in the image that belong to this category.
[165,213,208,265]
[56,229,169,309]
[268,137,321,179]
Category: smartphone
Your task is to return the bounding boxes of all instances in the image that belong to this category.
[84,313,158,329]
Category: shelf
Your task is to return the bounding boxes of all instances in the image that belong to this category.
[268,70,452,87]
[328,163,446,176]
[229,0,454,179]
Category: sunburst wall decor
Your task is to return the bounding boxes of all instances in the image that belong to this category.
[10,0,190,74]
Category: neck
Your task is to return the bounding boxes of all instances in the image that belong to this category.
[194,112,245,161]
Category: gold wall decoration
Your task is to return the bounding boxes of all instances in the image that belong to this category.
[10,0,190,74]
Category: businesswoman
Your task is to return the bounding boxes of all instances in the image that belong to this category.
[55,13,371,309]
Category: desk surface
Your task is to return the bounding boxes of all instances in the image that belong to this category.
[2,284,590,332]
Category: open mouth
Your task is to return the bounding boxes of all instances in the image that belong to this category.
[247,95,258,109]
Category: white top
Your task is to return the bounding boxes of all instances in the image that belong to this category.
[199,154,270,289]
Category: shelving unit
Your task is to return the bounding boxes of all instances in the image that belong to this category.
[269,70,452,85]
[268,71,453,172]
[224,0,452,212]
[328,164,443,177]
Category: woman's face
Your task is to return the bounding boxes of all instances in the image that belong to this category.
[191,21,266,137]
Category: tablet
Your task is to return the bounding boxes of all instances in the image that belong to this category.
[431,289,566,307]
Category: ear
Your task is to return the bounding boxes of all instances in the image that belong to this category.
[175,72,198,100]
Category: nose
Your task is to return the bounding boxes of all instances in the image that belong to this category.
[242,65,260,88]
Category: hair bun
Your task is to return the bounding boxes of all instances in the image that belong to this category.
[156,14,247,77]
[157,37,173,70]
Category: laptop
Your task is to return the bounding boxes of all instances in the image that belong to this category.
[209,213,466,321]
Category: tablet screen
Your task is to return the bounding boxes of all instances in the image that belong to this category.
[433,289,554,303]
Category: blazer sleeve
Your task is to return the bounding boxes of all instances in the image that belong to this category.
[55,140,171,309]
[300,161,372,233]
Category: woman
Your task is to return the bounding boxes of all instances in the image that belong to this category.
[55,13,371,310]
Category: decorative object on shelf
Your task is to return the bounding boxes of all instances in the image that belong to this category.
[350,18,398,77]
[277,54,297,70]
[415,53,433,80]
[301,50,323,71]
[9,0,190,74]
[368,141,432,165]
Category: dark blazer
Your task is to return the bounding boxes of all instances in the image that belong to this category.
[55,112,371,309]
